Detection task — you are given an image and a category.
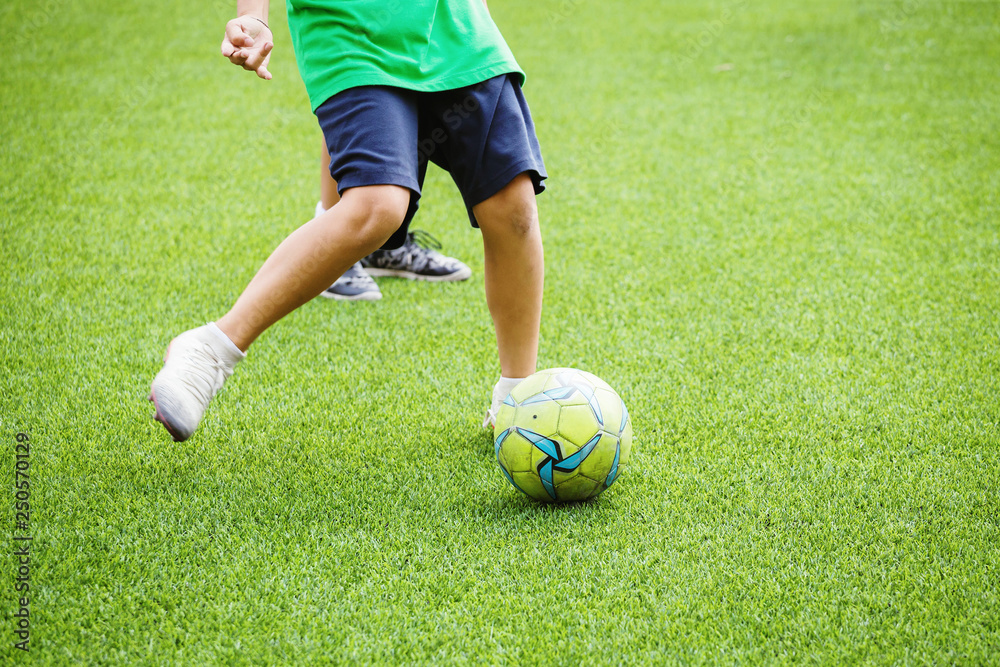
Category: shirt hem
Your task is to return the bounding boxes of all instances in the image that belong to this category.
[308,64,525,113]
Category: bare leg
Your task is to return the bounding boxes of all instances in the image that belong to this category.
[216,184,410,350]
[320,141,341,210]
[473,173,544,378]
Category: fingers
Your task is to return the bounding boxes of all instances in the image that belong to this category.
[226,46,248,67]
[221,17,273,79]
[224,20,254,50]
[244,41,273,77]
[221,32,251,59]
[256,57,273,80]
[225,43,273,78]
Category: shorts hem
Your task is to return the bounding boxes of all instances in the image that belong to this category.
[336,171,422,197]
[465,162,547,227]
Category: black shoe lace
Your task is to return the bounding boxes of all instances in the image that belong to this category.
[407,229,443,251]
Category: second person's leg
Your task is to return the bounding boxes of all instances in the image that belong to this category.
[217,184,410,349]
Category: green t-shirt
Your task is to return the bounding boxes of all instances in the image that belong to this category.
[286,0,525,111]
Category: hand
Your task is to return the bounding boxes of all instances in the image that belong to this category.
[221,16,273,80]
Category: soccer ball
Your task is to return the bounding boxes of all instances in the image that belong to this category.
[494,368,633,502]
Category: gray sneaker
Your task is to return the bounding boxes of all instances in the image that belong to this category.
[362,230,472,282]
[321,262,382,301]
[149,324,245,442]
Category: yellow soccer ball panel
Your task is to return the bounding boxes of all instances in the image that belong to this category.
[619,418,633,465]
[499,431,536,473]
[557,404,601,449]
[555,472,600,502]
[508,371,554,402]
[578,433,619,480]
[513,403,560,438]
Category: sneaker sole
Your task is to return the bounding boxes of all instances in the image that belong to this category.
[363,266,472,282]
[149,389,188,442]
[318,290,382,301]
[149,340,189,442]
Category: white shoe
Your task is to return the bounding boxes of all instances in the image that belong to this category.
[483,406,499,430]
[149,324,245,441]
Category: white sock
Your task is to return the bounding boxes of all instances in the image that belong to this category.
[207,322,246,358]
[484,376,527,428]
[493,376,526,406]
[315,200,326,218]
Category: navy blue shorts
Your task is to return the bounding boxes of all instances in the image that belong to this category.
[315,74,547,249]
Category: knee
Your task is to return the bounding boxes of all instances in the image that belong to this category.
[502,197,539,239]
[476,174,539,239]
[340,185,411,244]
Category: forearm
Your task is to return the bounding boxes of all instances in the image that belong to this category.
[238,0,269,22]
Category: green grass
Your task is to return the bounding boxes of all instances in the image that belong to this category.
[2,0,999,663]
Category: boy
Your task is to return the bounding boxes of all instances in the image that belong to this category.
[149,0,546,440]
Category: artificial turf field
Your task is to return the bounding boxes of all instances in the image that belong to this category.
[2,0,999,663]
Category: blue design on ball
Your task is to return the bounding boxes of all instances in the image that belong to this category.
[604,441,621,488]
[553,433,601,472]
[569,379,603,426]
[495,426,512,458]
[537,458,556,498]
[495,427,528,494]
[515,427,560,459]
[499,464,523,493]
[514,427,601,500]
[517,373,605,427]
[522,386,575,404]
